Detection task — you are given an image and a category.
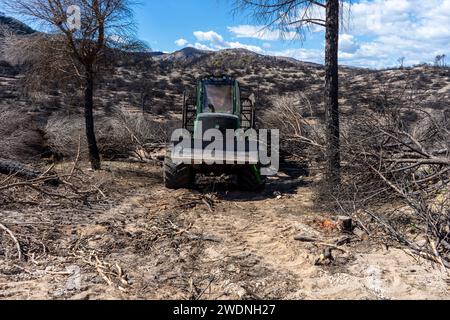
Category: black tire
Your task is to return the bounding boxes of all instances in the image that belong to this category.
[164,155,194,189]
[238,165,266,192]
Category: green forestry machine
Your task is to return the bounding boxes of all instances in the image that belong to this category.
[164,75,266,191]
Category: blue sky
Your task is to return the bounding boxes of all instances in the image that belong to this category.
[3,0,450,68]
[136,0,450,68]
[135,0,321,55]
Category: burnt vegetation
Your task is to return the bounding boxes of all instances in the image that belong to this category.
[0,7,449,299]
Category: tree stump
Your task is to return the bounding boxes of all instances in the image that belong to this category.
[337,216,353,233]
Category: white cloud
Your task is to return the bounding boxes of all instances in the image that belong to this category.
[193,30,264,54]
[228,25,297,41]
[228,0,450,67]
[172,1,450,68]
[272,48,324,64]
[175,38,189,47]
[227,42,264,53]
[109,35,126,44]
[193,42,214,51]
[194,31,225,44]
[339,34,359,54]
[340,0,450,67]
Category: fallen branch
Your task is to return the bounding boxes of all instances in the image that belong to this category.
[294,234,350,254]
[0,159,41,180]
[314,242,349,254]
[294,235,318,242]
[72,250,129,290]
[0,222,22,260]
[68,134,82,181]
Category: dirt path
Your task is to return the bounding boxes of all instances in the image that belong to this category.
[0,162,449,300]
[187,181,450,300]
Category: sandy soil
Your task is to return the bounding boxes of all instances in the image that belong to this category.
[0,162,449,300]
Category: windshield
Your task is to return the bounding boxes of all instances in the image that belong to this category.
[204,84,233,113]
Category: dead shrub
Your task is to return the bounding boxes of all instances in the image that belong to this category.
[335,90,450,267]
[0,109,44,162]
[267,86,450,267]
[97,109,170,160]
[262,93,325,163]
[44,108,170,161]
[44,113,86,159]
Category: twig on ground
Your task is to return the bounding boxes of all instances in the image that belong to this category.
[68,134,82,181]
[0,222,22,260]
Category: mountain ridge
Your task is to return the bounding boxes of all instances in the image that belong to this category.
[153,46,324,68]
[0,13,36,35]
[0,14,346,69]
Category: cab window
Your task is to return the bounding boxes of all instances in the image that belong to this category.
[204,84,233,113]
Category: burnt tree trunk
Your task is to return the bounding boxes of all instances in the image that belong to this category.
[84,65,101,170]
[0,159,41,180]
[0,159,60,185]
[324,0,341,186]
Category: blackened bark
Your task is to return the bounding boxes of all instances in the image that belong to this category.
[0,159,60,185]
[324,0,341,185]
[0,159,41,180]
[84,65,101,170]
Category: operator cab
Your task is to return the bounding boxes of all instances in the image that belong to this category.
[203,79,234,114]
[166,75,264,191]
[196,76,241,135]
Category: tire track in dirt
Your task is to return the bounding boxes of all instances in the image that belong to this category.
[187,185,319,299]
[74,168,450,299]
[2,164,448,300]
[183,182,450,300]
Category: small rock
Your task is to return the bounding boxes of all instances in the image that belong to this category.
[353,227,369,240]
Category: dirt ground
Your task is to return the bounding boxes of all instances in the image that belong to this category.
[0,161,449,300]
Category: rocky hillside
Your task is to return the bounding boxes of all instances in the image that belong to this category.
[0,13,36,35]
[109,47,450,119]
[1,16,449,125]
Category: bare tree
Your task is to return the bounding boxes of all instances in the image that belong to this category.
[397,56,405,69]
[3,0,140,169]
[434,54,447,68]
[435,55,442,67]
[233,0,344,186]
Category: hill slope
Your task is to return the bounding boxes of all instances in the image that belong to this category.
[0,16,449,123]
[0,13,36,35]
